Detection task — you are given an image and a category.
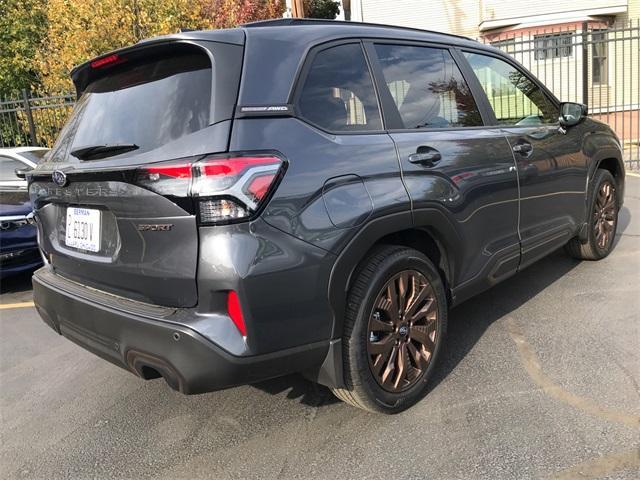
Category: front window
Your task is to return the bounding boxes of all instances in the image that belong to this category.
[464,52,558,126]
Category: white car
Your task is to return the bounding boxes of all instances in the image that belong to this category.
[0,147,49,191]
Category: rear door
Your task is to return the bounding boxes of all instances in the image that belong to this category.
[367,42,521,297]
[462,50,588,268]
[29,39,243,307]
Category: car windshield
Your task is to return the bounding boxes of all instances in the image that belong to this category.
[20,150,48,164]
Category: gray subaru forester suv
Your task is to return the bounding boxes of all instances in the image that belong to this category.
[29,19,625,413]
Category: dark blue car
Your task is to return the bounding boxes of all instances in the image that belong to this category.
[1,147,48,277]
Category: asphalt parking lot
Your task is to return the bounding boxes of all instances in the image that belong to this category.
[1,176,639,480]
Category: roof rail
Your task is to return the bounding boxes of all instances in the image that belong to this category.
[242,18,477,43]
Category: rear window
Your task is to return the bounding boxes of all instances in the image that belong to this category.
[298,43,382,132]
[66,49,210,156]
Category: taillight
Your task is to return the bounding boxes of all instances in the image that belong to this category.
[136,153,285,225]
[90,54,125,69]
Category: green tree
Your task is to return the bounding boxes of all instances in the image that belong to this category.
[37,0,285,93]
[304,0,340,19]
[0,0,48,96]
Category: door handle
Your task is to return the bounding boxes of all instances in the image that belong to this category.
[512,142,533,155]
[409,147,441,166]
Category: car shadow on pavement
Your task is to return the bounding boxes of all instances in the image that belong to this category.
[428,249,582,394]
[252,248,589,409]
[252,373,342,408]
[613,205,632,248]
[251,200,636,409]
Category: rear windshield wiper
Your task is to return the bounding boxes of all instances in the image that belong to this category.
[70,143,139,160]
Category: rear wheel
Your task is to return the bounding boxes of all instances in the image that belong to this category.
[565,169,619,260]
[331,246,447,413]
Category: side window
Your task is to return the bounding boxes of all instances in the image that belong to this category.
[464,52,558,126]
[0,157,24,182]
[373,44,483,129]
[298,43,382,132]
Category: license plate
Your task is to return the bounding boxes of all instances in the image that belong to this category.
[65,207,101,252]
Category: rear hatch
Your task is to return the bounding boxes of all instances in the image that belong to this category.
[29,37,244,307]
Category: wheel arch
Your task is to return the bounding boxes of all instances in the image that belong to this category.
[588,148,625,205]
[306,209,463,389]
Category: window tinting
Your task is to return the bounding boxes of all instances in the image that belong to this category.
[51,47,212,160]
[464,52,558,125]
[0,157,24,182]
[298,43,382,132]
[374,44,483,129]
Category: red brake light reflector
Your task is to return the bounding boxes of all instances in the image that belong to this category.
[199,157,281,177]
[246,174,276,202]
[90,54,122,69]
[144,163,192,179]
[227,290,247,337]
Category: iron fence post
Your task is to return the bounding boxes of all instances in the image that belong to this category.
[21,89,38,145]
[581,21,589,106]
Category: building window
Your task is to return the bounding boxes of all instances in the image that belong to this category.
[534,32,574,60]
[592,31,608,84]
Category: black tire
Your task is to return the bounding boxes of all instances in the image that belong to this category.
[331,245,448,414]
[565,169,619,260]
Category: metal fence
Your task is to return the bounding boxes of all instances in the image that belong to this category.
[482,19,640,169]
[1,20,639,169]
[0,90,75,148]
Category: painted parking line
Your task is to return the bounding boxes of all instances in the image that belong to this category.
[0,301,35,310]
[505,316,640,429]
[627,171,640,178]
[552,448,640,480]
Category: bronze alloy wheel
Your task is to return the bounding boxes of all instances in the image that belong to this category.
[594,180,617,251]
[367,270,438,392]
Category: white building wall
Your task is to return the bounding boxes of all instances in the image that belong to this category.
[350,0,481,38]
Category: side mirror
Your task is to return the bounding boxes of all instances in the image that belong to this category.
[559,102,587,128]
[14,167,32,179]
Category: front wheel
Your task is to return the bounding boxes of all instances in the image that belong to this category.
[331,246,447,413]
[565,169,619,260]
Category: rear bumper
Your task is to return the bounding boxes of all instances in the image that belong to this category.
[32,267,328,394]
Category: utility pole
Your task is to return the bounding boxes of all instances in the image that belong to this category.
[291,0,305,18]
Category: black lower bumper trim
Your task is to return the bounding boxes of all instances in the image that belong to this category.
[32,268,328,394]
